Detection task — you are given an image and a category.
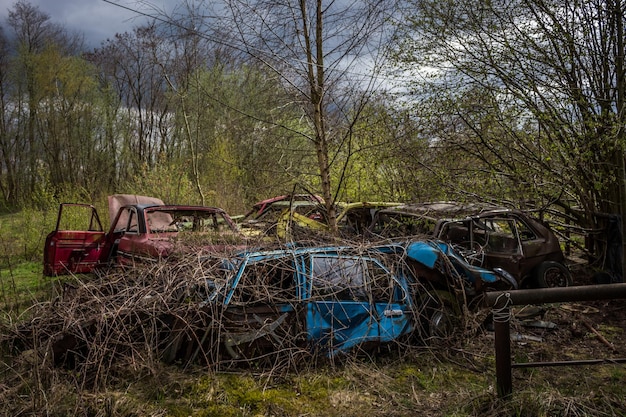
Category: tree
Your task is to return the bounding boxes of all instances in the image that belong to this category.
[395,0,626,258]
[0,25,15,205]
[88,24,173,180]
[3,0,84,206]
[142,0,400,229]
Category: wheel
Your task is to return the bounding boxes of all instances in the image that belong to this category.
[417,290,462,344]
[535,261,572,288]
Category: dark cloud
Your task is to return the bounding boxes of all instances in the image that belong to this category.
[0,0,159,47]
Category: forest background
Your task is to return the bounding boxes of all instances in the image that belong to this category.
[1,0,625,263]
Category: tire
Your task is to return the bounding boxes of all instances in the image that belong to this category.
[417,290,462,344]
[535,261,572,288]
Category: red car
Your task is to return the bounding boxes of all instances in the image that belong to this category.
[238,194,324,222]
[44,195,242,276]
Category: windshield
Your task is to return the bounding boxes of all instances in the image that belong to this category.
[147,209,235,234]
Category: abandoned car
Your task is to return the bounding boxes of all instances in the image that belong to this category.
[275,201,403,240]
[368,202,572,288]
[43,194,242,276]
[163,240,516,363]
[238,200,325,238]
[236,194,324,222]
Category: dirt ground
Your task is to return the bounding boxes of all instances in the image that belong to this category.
[502,298,626,361]
[472,274,626,404]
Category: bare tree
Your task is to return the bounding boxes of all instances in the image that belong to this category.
[221,0,398,229]
[89,24,173,179]
[395,0,626,257]
[126,0,398,228]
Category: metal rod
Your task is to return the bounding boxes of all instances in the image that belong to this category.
[485,283,626,307]
[486,283,626,399]
[512,358,626,368]
[494,309,512,397]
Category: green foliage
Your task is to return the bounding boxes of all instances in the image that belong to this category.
[394,0,626,224]
[0,210,57,265]
[123,160,196,205]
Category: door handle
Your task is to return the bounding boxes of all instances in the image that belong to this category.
[383,309,403,317]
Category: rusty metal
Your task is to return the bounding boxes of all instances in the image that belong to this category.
[512,358,626,368]
[485,283,626,398]
[494,316,512,397]
[485,283,626,307]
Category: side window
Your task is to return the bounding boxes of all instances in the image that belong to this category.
[126,208,139,233]
[367,260,394,302]
[483,218,519,253]
[516,219,537,241]
[112,207,138,233]
[230,260,296,305]
[311,257,368,301]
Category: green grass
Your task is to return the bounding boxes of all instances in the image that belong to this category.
[0,209,57,267]
[0,261,58,317]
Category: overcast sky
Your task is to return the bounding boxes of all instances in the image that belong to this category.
[0,0,173,48]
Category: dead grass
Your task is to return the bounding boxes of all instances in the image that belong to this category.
[1,254,626,416]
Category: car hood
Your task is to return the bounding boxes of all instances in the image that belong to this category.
[405,240,503,285]
[108,194,164,225]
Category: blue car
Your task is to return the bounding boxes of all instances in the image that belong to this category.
[164,240,516,364]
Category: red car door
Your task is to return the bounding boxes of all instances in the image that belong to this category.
[43,203,106,276]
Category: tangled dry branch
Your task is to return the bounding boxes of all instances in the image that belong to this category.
[2,241,479,389]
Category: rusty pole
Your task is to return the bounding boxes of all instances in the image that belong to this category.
[491,292,513,397]
[485,283,626,306]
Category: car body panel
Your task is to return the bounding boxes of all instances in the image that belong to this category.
[43,203,107,276]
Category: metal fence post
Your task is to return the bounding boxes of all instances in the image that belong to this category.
[485,283,626,398]
[492,292,513,397]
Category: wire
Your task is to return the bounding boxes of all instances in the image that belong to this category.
[492,292,512,323]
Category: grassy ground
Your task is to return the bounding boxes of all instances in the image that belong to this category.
[2,335,625,416]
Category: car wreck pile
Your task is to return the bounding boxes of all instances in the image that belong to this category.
[4,194,573,378]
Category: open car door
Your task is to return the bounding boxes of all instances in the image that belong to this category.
[43,203,106,276]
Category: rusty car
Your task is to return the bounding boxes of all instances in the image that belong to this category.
[367,202,572,288]
[43,194,242,276]
[236,194,324,222]
[275,201,403,240]
[162,239,516,364]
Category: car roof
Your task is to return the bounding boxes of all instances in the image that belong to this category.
[378,201,505,219]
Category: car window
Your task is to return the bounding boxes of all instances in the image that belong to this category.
[147,210,176,232]
[479,218,520,253]
[230,259,296,305]
[516,219,537,241]
[126,208,139,233]
[367,259,394,302]
[113,207,139,233]
[311,256,368,301]
[55,204,103,232]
